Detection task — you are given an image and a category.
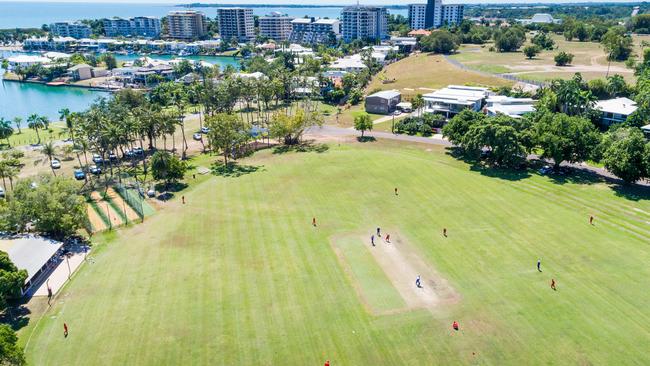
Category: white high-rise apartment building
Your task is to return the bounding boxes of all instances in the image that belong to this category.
[103,17,161,38]
[408,1,463,30]
[167,10,207,40]
[49,21,91,39]
[259,12,294,42]
[340,6,388,43]
[217,8,254,42]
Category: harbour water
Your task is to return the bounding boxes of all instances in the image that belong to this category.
[0,52,241,120]
[0,2,408,29]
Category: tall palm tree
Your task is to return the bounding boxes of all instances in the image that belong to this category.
[12,117,22,134]
[0,118,13,147]
[27,113,45,145]
[41,141,57,176]
[59,108,76,143]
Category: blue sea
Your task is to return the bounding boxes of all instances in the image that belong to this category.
[0,2,407,29]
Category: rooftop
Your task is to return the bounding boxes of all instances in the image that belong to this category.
[368,90,401,99]
[0,236,63,285]
[595,97,638,116]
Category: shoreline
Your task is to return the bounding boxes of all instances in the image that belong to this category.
[1,76,118,92]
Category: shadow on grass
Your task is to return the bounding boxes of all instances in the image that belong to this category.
[612,183,650,201]
[1,299,31,332]
[272,140,329,155]
[211,161,263,178]
[447,147,531,181]
[154,182,188,194]
[356,136,376,143]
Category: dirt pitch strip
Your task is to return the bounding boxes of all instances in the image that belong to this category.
[105,187,140,223]
[332,230,459,316]
[86,204,107,232]
[90,191,124,227]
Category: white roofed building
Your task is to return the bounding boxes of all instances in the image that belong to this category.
[485,96,536,118]
[594,97,638,126]
[423,85,491,117]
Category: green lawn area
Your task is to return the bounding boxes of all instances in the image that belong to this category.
[20,140,650,365]
[3,122,66,148]
[449,33,649,82]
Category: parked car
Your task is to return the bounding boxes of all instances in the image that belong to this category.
[92,153,103,164]
[0,186,5,198]
[193,133,202,141]
[539,165,553,175]
[109,151,118,161]
[147,188,156,198]
[73,169,86,180]
[124,149,135,158]
[51,159,61,169]
[200,127,210,134]
[133,147,144,155]
[89,165,102,175]
[392,110,402,116]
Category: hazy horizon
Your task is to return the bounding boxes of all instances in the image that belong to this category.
[0,0,643,5]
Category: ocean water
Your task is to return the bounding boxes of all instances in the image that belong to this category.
[0,2,407,29]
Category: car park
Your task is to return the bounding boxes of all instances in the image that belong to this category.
[90,165,102,175]
[74,169,86,180]
[51,159,61,169]
[193,133,202,141]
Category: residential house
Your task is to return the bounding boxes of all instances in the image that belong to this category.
[485,96,536,118]
[423,85,491,117]
[365,90,401,114]
[594,97,638,126]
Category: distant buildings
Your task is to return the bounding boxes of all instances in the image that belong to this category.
[517,13,561,25]
[259,12,293,42]
[289,18,340,45]
[49,21,91,39]
[103,17,161,38]
[217,8,255,42]
[167,10,208,40]
[341,6,388,42]
[408,1,464,29]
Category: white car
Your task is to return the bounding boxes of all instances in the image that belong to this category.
[200,127,210,134]
[0,186,5,198]
[51,159,61,169]
[193,133,202,141]
[147,188,156,198]
[393,110,402,116]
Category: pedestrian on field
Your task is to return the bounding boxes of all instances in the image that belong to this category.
[182,196,185,204]
[324,360,330,366]
[193,174,196,179]
[452,321,459,331]
[371,235,375,246]
[590,215,594,225]
[415,275,421,288]
[551,279,557,291]
[312,217,317,227]
[443,228,447,237]
[377,227,381,237]
[64,323,68,338]
[385,234,390,243]
[395,187,398,195]
[537,259,542,272]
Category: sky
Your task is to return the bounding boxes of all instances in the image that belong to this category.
[0,0,643,4]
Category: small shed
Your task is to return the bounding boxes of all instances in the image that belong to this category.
[365,90,401,115]
[68,63,93,80]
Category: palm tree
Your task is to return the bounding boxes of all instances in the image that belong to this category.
[412,94,425,117]
[0,118,13,147]
[41,141,57,176]
[27,113,45,145]
[59,108,74,142]
[12,117,22,134]
[0,162,19,192]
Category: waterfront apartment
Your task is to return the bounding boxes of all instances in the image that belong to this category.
[289,17,340,45]
[167,10,208,41]
[259,12,294,42]
[49,21,91,39]
[103,16,161,38]
[409,0,464,29]
[340,6,388,42]
[217,8,254,43]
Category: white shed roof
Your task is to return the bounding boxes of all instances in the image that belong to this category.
[0,236,63,284]
[368,90,401,99]
[595,97,638,116]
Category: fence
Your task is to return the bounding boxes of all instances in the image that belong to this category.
[114,177,146,221]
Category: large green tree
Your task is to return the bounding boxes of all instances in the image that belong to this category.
[206,113,249,166]
[150,151,187,190]
[442,109,486,146]
[601,127,649,184]
[353,113,373,138]
[0,324,25,365]
[420,30,460,54]
[535,113,601,169]
[462,115,530,167]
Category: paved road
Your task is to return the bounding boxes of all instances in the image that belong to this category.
[307,125,650,187]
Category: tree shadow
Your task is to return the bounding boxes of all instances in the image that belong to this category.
[272,141,329,155]
[1,298,32,332]
[154,182,188,193]
[469,164,531,181]
[612,183,650,201]
[211,161,263,178]
[356,136,376,143]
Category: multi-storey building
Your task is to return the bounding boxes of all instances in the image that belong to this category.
[167,10,207,41]
[340,6,388,43]
[409,0,463,29]
[259,12,293,42]
[217,8,254,42]
[289,18,340,45]
[103,16,161,38]
[49,21,91,39]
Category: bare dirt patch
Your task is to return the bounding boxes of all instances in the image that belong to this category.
[105,187,140,222]
[86,204,107,232]
[90,191,124,227]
